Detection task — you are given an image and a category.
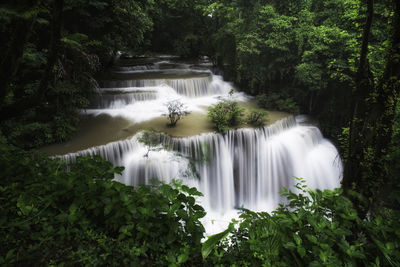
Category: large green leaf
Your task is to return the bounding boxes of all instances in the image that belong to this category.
[201,222,235,259]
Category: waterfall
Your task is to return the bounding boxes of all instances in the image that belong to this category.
[91,92,158,109]
[58,116,342,215]
[113,65,156,72]
[54,56,342,234]
[112,60,192,73]
[60,137,138,167]
[99,75,223,98]
[85,75,238,123]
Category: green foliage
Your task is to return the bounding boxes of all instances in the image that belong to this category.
[1,79,88,148]
[257,93,299,114]
[138,129,163,157]
[1,140,399,265]
[1,1,399,264]
[246,109,268,127]
[386,100,400,207]
[0,0,395,150]
[206,179,400,266]
[149,0,210,57]
[0,0,154,149]
[208,96,244,133]
[338,127,350,163]
[202,222,236,259]
[202,0,393,134]
[0,144,206,266]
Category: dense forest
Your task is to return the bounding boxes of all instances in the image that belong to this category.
[1,0,399,265]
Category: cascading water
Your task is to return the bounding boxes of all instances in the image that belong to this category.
[86,73,240,123]
[91,91,158,109]
[55,56,342,234]
[99,75,221,98]
[60,119,342,234]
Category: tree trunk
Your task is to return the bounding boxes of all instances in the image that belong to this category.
[343,0,400,215]
[0,0,64,122]
[374,0,400,162]
[0,0,41,109]
[371,0,400,208]
[37,0,64,101]
[343,0,374,192]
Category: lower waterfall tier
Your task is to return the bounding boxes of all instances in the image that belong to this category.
[60,116,342,217]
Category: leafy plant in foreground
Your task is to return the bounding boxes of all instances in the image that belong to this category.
[204,178,400,266]
[0,144,206,266]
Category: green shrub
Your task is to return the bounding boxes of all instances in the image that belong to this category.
[0,144,206,266]
[257,93,299,114]
[2,142,399,266]
[204,178,400,266]
[1,113,80,149]
[138,129,163,157]
[208,99,244,133]
[247,110,268,127]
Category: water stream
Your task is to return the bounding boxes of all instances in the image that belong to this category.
[46,56,342,234]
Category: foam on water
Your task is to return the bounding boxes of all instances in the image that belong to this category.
[57,57,342,235]
[85,75,248,123]
[59,117,342,234]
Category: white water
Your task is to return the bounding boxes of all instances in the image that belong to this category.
[86,74,248,123]
[59,57,342,235]
[60,116,342,234]
[99,75,221,97]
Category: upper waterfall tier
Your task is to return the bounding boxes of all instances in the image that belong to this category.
[85,73,244,123]
[90,91,158,109]
[111,55,212,73]
[86,57,244,124]
[99,75,223,98]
